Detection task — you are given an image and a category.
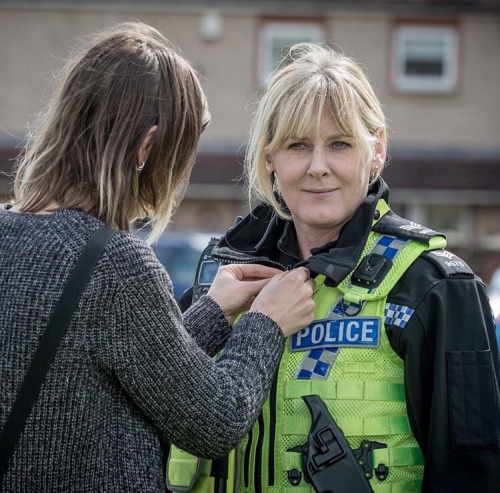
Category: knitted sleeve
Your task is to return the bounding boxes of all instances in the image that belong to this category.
[103,263,285,459]
[182,295,232,357]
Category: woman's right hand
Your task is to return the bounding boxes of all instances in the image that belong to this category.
[249,267,315,337]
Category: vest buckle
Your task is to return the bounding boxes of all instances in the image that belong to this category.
[353,439,388,479]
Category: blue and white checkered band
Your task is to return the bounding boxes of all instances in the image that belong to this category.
[345,235,410,295]
[371,235,409,261]
[296,348,340,380]
[384,303,415,328]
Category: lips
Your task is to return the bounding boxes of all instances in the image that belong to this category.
[304,188,336,194]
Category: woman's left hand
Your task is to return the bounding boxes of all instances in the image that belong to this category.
[207,264,283,324]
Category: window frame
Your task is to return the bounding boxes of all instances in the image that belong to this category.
[258,19,325,83]
[392,24,459,94]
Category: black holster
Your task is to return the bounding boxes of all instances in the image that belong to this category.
[293,394,374,493]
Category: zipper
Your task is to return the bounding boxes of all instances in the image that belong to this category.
[243,428,252,487]
[254,414,265,493]
[213,255,287,271]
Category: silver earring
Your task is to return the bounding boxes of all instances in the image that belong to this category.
[271,172,280,194]
[137,161,145,172]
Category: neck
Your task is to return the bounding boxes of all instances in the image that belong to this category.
[295,225,340,260]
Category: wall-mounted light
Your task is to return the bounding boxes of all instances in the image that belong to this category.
[200,10,223,43]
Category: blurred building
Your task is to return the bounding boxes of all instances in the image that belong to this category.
[0,0,499,281]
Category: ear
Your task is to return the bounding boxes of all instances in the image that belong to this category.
[138,125,158,165]
[371,128,387,171]
[265,156,273,175]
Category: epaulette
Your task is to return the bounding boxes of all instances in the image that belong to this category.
[373,210,443,244]
[421,249,475,278]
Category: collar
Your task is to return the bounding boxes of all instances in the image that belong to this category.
[212,179,389,285]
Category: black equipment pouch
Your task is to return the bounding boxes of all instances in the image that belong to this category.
[290,395,377,493]
[192,237,220,303]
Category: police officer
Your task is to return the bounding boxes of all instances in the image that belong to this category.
[169,43,500,493]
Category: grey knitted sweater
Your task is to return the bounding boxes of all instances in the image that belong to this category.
[0,207,285,492]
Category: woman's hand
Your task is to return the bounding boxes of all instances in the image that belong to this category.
[207,264,284,324]
[249,267,315,337]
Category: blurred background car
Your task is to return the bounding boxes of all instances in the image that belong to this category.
[487,268,500,346]
[133,230,219,300]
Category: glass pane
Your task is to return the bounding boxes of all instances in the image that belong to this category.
[271,35,315,70]
[393,26,457,92]
[404,38,445,75]
[406,39,445,59]
[405,59,444,76]
[260,23,324,81]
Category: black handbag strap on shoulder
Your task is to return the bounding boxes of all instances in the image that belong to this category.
[0,225,117,482]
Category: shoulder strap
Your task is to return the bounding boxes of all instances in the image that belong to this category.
[338,199,447,305]
[0,225,116,482]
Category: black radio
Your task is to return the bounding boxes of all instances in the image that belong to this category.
[192,237,220,303]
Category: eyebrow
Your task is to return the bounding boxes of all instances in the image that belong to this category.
[287,133,352,140]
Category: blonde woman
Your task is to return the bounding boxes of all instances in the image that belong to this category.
[172,43,500,493]
[0,23,315,492]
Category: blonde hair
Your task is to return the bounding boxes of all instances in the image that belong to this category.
[246,43,386,218]
[13,21,210,241]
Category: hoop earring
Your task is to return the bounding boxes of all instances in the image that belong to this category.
[137,161,145,172]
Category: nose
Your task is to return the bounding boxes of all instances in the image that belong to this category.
[307,147,330,178]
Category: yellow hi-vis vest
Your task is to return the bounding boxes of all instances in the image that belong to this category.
[166,199,447,493]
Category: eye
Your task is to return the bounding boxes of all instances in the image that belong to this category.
[287,141,307,150]
[331,140,350,149]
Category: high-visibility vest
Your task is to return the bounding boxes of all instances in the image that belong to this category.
[166,199,447,493]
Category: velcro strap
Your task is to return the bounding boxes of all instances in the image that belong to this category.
[285,380,405,401]
[283,414,412,437]
[372,479,423,493]
[284,445,423,471]
[372,446,424,467]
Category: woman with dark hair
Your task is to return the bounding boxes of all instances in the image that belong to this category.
[0,22,315,492]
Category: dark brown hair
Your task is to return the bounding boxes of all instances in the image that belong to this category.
[13,21,210,239]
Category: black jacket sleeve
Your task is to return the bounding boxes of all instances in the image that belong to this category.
[178,285,194,313]
[386,253,500,493]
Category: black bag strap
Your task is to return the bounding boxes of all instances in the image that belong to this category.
[0,225,117,482]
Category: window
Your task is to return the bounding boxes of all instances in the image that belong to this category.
[404,203,469,247]
[477,208,500,251]
[426,204,468,246]
[259,21,324,82]
[393,25,458,93]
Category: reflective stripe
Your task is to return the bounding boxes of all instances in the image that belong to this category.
[283,414,412,437]
[285,380,406,401]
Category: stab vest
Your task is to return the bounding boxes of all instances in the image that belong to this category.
[166,199,447,493]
